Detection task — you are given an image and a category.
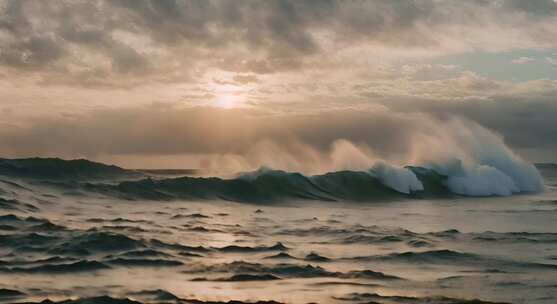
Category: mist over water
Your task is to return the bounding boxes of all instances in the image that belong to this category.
[202,116,545,198]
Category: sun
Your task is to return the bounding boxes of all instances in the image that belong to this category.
[214,93,242,108]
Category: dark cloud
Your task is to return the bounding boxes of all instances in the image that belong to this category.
[503,0,557,16]
[108,42,150,74]
[232,74,258,84]
[0,35,64,69]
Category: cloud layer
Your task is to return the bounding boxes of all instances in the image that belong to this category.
[1,103,555,170]
[1,0,557,86]
[0,0,556,167]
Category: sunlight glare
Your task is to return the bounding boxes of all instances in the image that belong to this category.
[215,94,241,108]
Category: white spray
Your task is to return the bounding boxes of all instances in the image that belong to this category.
[198,115,545,197]
[410,117,544,196]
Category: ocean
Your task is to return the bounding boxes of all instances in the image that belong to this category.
[0,158,556,304]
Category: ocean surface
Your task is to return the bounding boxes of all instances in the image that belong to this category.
[0,158,556,304]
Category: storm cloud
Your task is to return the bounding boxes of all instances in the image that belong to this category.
[1,0,557,86]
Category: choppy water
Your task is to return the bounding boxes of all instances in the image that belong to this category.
[0,160,557,304]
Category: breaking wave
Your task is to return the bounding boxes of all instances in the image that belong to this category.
[0,159,548,203]
[82,166,443,202]
[85,161,545,202]
[0,117,548,202]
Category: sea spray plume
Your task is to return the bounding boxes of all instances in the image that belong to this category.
[370,161,424,194]
[198,139,378,177]
[329,142,423,194]
[199,140,327,177]
[2,115,543,197]
[237,166,275,181]
[329,139,376,171]
[231,116,545,196]
[410,117,544,196]
[444,161,519,196]
[170,115,544,197]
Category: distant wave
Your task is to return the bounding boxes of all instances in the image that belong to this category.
[0,157,550,202]
[0,157,141,180]
[87,164,545,202]
[81,166,448,202]
[11,292,510,304]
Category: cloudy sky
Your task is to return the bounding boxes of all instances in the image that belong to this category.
[0,0,556,170]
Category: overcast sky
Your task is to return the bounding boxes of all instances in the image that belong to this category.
[0,0,556,169]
